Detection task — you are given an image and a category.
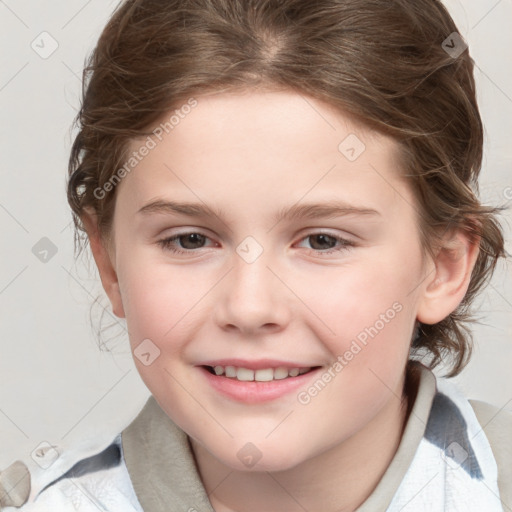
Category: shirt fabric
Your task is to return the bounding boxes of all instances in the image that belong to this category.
[2,362,511,511]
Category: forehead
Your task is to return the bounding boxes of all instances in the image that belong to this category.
[133,89,386,161]
[117,89,412,224]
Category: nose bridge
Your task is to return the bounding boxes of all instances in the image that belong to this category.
[232,237,276,305]
[215,236,289,331]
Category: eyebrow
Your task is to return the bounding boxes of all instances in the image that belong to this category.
[136,199,381,224]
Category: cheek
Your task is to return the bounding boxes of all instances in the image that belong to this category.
[294,251,418,333]
[117,255,214,342]
[291,249,421,381]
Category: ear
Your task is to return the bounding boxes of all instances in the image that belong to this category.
[416,226,480,325]
[81,207,126,319]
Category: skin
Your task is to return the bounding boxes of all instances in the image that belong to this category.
[83,88,480,512]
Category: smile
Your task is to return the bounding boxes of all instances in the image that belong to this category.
[204,365,315,381]
[198,363,323,403]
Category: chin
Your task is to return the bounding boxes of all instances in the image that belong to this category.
[212,441,311,473]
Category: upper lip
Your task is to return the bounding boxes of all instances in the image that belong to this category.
[197,359,319,370]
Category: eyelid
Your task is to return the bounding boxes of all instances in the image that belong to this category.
[295,227,355,239]
[159,226,356,241]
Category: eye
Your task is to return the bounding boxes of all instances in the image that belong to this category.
[157,232,216,254]
[295,233,356,255]
[156,231,356,256]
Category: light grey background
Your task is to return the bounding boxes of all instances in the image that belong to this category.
[1,0,511,469]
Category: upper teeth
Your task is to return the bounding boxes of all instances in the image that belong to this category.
[212,365,311,381]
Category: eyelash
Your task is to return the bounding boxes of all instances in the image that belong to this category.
[156,231,356,256]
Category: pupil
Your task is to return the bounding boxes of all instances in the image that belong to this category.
[181,233,204,249]
[311,234,335,250]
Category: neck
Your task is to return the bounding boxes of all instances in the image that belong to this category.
[191,365,417,512]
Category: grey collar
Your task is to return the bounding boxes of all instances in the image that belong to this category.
[122,397,215,512]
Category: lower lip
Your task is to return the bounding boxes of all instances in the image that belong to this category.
[198,366,322,403]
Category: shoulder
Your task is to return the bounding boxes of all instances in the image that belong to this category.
[0,434,142,512]
[470,399,512,508]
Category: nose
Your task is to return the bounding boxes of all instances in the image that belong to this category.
[213,244,291,335]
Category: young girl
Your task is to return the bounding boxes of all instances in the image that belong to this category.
[1,0,510,510]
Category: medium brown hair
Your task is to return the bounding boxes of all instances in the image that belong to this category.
[67,0,507,377]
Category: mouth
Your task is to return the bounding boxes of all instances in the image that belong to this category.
[201,365,321,382]
[197,359,324,403]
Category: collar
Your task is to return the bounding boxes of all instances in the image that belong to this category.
[121,362,437,512]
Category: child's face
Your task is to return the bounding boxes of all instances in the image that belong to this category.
[106,89,433,471]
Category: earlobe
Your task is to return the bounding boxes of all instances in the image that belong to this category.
[416,228,480,325]
[82,208,126,319]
